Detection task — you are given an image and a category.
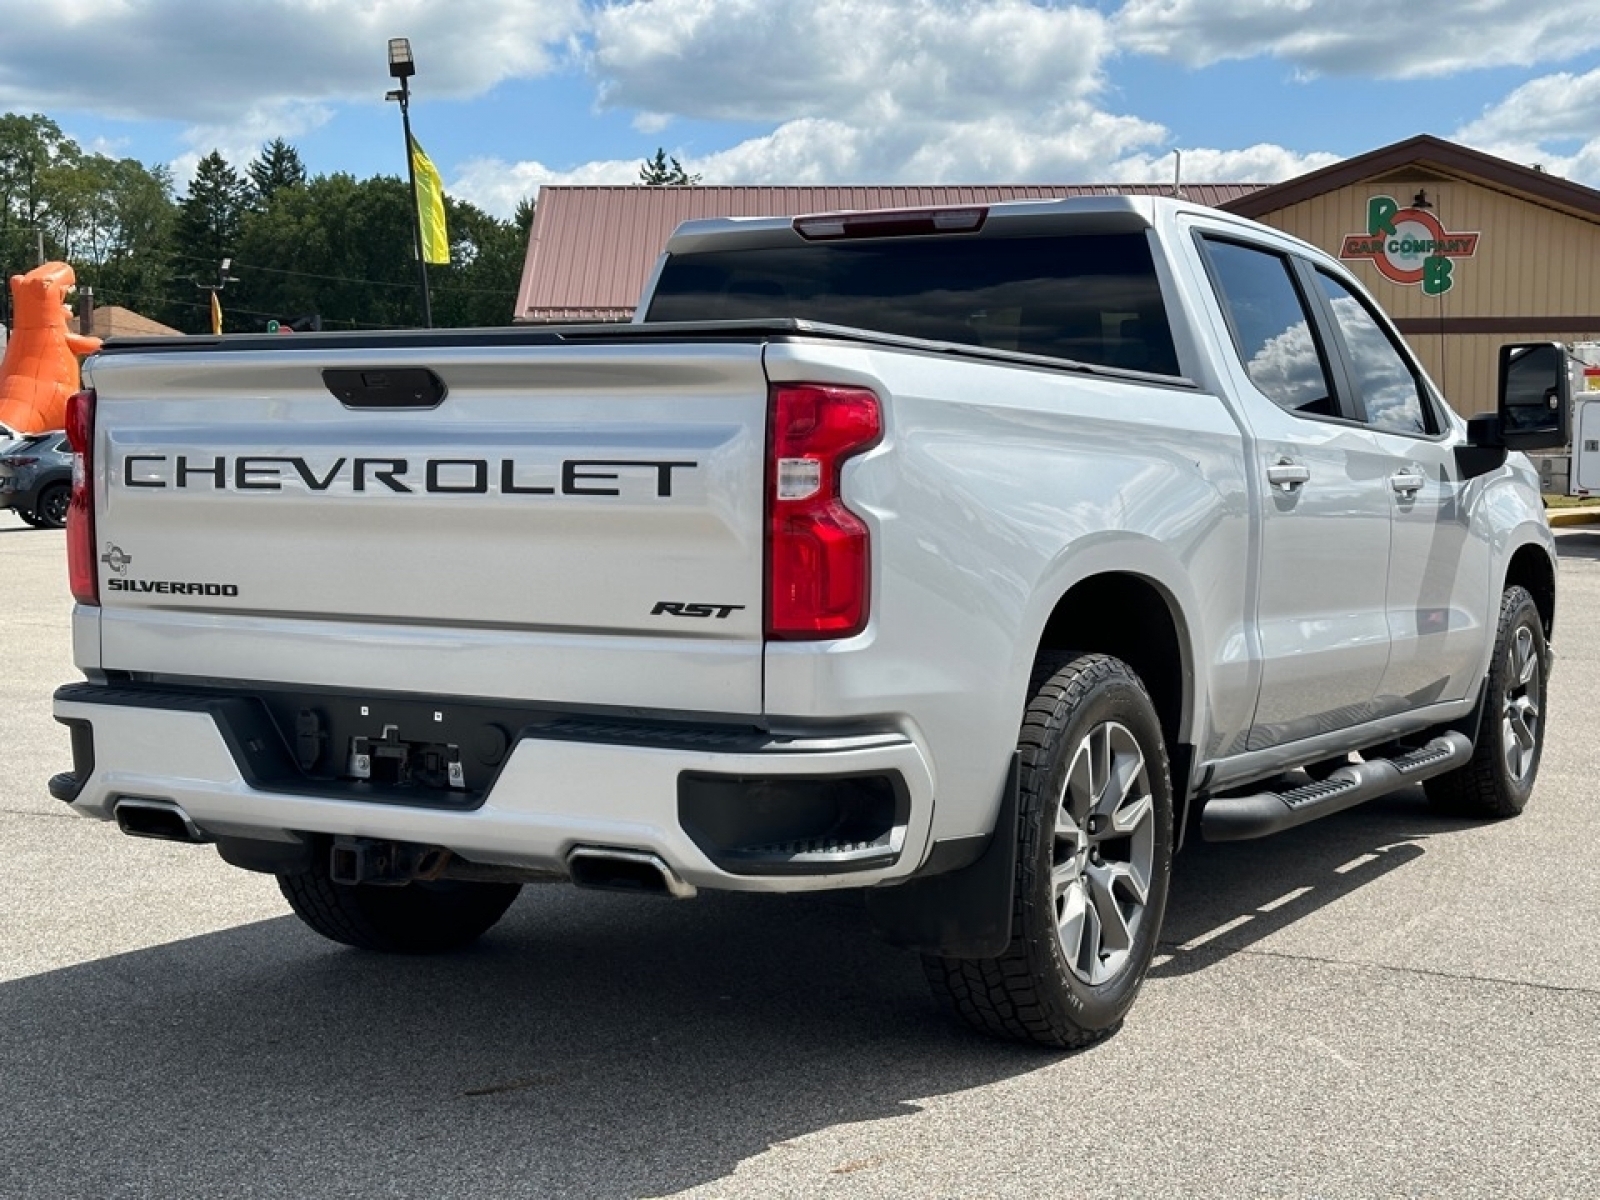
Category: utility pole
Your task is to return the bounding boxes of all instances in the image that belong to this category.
[195,257,240,335]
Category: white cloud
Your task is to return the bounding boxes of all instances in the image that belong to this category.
[0,0,586,121]
[632,112,673,135]
[448,155,641,219]
[6,0,1374,218]
[1451,68,1600,187]
[1110,143,1340,185]
[1113,0,1600,79]
[170,100,334,190]
[591,0,1112,122]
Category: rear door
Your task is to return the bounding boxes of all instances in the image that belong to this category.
[1306,268,1490,712]
[1197,235,1395,750]
[87,337,772,714]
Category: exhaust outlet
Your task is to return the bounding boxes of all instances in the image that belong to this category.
[113,798,211,844]
[567,846,696,899]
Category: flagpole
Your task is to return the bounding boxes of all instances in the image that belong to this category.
[387,39,432,329]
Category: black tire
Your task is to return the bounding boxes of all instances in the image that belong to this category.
[923,652,1174,1049]
[33,483,70,529]
[16,508,47,528]
[1425,585,1547,819]
[277,868,521,954]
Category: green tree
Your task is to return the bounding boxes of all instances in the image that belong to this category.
[430,196,524,327]
[232,172,522,331]
[169,151,249,329]
[638,147,700,185]
[513,195,536,238]
[0,112,81,270]
[175,151,248,262]
[0,109,523,334]
[247,138,306,206]
[87,158,177,316]
[233,172,420,330]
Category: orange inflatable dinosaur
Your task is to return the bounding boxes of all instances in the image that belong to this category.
[0,262,101,434]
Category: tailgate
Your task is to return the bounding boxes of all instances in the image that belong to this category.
[86,340,770,713]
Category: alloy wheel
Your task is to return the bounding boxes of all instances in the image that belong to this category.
[1051,719,1156,986]
[1501,624,1541,784]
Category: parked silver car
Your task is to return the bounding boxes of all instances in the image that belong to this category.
[0,431,73,528]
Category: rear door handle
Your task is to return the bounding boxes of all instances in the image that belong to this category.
[1390,471,1425,497]
[1266,460,1310,491]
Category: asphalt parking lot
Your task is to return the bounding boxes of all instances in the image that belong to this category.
[3,510,1598,1200]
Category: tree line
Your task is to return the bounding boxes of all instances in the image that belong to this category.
[1,106,700,335]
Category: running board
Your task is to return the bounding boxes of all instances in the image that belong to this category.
[1201,732,1473,843]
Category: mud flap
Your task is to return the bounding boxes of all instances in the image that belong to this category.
[865,755,1017,958]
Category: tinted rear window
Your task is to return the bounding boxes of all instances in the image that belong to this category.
[645,232,1180,375]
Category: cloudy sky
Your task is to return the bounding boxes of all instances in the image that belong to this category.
[4,0,1599,219]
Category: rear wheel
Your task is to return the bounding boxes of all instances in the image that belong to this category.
[16,508,48,528]
[33,483,70,529]
[924,652,1174,1049]
[278,867,521,954]
[1425,585,1547,818]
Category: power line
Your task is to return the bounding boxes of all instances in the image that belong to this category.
[93,288,409,330]
[162,249,518,297]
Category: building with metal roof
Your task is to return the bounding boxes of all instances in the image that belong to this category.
[1224,134,1600,415]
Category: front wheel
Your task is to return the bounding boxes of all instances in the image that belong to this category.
[1425,585,1548,818]
[924,652,1174,1049]
[278,868,521,954]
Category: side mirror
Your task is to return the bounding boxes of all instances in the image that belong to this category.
[1497,342,1572,452]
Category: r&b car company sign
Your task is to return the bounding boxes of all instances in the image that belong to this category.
[1339,196,1479,296]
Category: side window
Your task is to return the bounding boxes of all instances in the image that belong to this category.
[1315,272,1434,437]
[1201,238,1337,418]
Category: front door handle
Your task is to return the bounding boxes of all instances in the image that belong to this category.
[1267,460,1310,491]
[1390,471,1425,497]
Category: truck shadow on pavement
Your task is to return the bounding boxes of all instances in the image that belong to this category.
[0,882,1036,1199]
[1155,785,1471,978]
[0,791,1471,1200]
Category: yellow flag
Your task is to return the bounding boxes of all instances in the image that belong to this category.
[210,290,222,335]
[410,135,450,264]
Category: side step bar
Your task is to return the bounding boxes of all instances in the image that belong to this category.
[1201,732,1473,843]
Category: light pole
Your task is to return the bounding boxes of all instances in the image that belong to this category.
[386,37,432,329]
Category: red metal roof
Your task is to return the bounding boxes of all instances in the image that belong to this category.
[514,183,1266,323]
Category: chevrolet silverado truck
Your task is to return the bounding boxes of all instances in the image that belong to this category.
[50,197,1568,1048]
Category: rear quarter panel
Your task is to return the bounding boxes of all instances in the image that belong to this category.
[762,339,1253,844]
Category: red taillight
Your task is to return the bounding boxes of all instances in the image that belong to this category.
[766,383,881,640]
[65,388,98,605]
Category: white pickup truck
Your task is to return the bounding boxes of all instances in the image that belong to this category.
[51,197,1568,1048]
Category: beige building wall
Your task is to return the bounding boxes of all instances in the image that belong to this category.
[1252,178,1600,415]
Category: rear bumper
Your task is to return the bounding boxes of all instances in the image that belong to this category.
[53,682,937,893]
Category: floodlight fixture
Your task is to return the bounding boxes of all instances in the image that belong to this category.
[388,38,415,79]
